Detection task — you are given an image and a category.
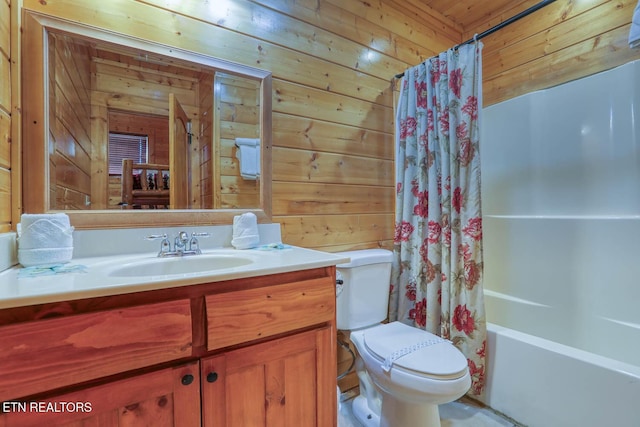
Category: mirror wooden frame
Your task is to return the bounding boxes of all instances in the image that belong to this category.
[21,11,272,229]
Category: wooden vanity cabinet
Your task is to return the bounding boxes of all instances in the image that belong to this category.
[202,275,337,427]
[0,267,338,427]
[0,299,194,402]
[202,326,334,427]
[0,362,202,427]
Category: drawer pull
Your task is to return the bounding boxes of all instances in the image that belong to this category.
[181,374,195,386]
[206,372,218,383]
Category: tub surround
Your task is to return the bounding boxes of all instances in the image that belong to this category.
[483,215,640,367]
[480,324,640,427]
[480,59,640,427]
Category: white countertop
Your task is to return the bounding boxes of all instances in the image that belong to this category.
[0,246,349,310]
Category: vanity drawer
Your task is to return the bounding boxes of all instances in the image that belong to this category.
[0,299,193,401]
[206,277,335,351]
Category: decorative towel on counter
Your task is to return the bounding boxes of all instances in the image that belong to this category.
[235,137,260,180]
[18,264,87,279]
[256,243,293,251]
[631,1,640,48]
[231,212,260,249]
[17,213,74,267]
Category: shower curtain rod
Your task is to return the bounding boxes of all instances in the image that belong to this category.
[394,0,557,79]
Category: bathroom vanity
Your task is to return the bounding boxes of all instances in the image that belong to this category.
[0,247,346,426]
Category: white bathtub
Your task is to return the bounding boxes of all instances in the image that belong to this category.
[479,293,640,427]
[479,60,640,427]
[479,216,640,427]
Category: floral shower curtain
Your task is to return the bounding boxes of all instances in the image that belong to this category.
[390,43,486,396]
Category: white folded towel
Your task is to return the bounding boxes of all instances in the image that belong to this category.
[630,1,640,48]
[235,138,260,180]
[231,212,260,250]
[17,213,74,267]
[18,215,74,249]
[19,212,71,229]
[18,248,74,268]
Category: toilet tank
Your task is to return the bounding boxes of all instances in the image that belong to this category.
[335,249,394,331]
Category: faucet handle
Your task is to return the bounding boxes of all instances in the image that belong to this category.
[146,234,171,256]
[188,232,210,254]
[145,234,167,240]
[192,232,210,237]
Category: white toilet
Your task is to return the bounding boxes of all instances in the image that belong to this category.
[336,249,471,427]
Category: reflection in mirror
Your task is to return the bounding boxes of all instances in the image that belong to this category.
[22,11,272,228]
[47,32,261,211]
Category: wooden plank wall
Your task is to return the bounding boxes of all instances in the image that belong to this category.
[199,73,214,209]
[9,0,640,235]
[16,0,458,250]
[108,112,170,167]
[0,0,11,233]
[217,73,261,210]
[466,0,640,106]
[49,34,93,210]
[259,0,455,252]
[92,53,203,209]
[107,112,169,209]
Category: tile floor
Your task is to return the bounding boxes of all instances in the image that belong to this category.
[338,394,522,427]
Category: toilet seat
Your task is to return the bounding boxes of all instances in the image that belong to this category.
[363,322,468,380]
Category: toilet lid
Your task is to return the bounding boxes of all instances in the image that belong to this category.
[363,322,468,379]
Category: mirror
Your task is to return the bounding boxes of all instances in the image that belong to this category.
[22,11,272,228]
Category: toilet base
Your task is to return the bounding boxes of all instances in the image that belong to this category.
[379,394,441,427]
[350,349,444,427]
[352,395,380,427]
[352,393,442,427]
[352,396,441,427]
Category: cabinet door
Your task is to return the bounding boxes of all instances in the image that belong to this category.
[0,362,201,427]
[202,326,336,427]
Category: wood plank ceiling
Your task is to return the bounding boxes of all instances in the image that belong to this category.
[417,0,533,34]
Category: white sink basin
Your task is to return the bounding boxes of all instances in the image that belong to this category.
[107,253,255,277]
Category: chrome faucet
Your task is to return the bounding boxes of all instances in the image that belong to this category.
[146,231,210,257]
[174,231,189,253]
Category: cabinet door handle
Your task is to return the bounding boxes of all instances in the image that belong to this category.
[181,374,195,385]
[206,372,219,383]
